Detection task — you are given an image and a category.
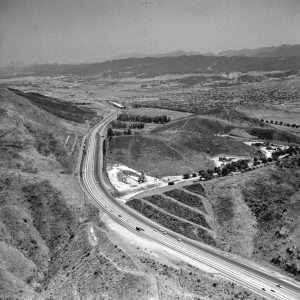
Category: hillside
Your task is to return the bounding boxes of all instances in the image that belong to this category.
[0,88,265,299]
[203,156,300,280]
[219,44,300,58]
[2,53,300,79]
[0,88,149,299]
[107,115,260,177]
[0,88,158,299]
[154,112,300,143]
[0,87,93,298]
[107,108,300,178]
[203,107,262,127]
[9,89,96,123]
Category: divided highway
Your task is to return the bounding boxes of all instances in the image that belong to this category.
[79,112,300,300]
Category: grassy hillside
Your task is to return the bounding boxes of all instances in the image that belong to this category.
[246,127,300,143]
[107,134,214,177]
[203,107,262,127]
[154,112,300,144]
[107,113,268,177]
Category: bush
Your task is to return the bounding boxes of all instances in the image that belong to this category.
[127,199,215,246]
[164,189,206,212]
[183,183,206,196]
[144,194,210,228]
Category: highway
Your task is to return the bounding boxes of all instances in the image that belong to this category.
[79,112,300,300]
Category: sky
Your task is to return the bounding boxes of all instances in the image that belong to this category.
[0,0,300,66]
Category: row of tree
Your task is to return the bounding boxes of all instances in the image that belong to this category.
[111,121,145,129]
[182,146,300,181]
[118,114,170,124]
[261,119,299,128]
[107,127,133,137]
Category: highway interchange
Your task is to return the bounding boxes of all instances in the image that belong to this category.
[79,111,300,300]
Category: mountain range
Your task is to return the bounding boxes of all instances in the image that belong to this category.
[218,44,300,57]
[1,44,300,78]
[112,44,300,60]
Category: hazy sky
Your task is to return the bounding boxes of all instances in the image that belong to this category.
[0,0,300,66]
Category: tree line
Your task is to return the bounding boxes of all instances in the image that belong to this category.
[111,120,145,129]
[117,113,170,124]
[261,119,299,129]
[182,145,300,181]
[107,127,132,137]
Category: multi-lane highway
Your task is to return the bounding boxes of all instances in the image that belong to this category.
[79,112,300,300]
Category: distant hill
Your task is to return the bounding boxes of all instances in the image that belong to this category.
[1,54,300,79]
[218,44,300,58]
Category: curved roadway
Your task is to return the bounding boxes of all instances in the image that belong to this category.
[79,112,300,300]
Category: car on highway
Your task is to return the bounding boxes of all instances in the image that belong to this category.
[135,227,144,232]
[118,214,122,218]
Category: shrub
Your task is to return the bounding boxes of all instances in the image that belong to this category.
[183,183,206,196]
[127,199,215,245]
[144,194,210,228]
[164,189,206,212]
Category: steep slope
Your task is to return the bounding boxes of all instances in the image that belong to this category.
[10,88,96,123]
[204,156,300,281]
[0,88,159,299]
[0,88,91,298]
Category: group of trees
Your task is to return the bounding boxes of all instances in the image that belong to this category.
[111,120,145,130]
[261,119,299,129]
[111,121,127,129]
[182,159,251,181]
[118,113,170,124]
[129,123,145,129]
[182,145,300,181]
[271,145,300,160]
[107,114,171,137]
[107,127,132,137]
